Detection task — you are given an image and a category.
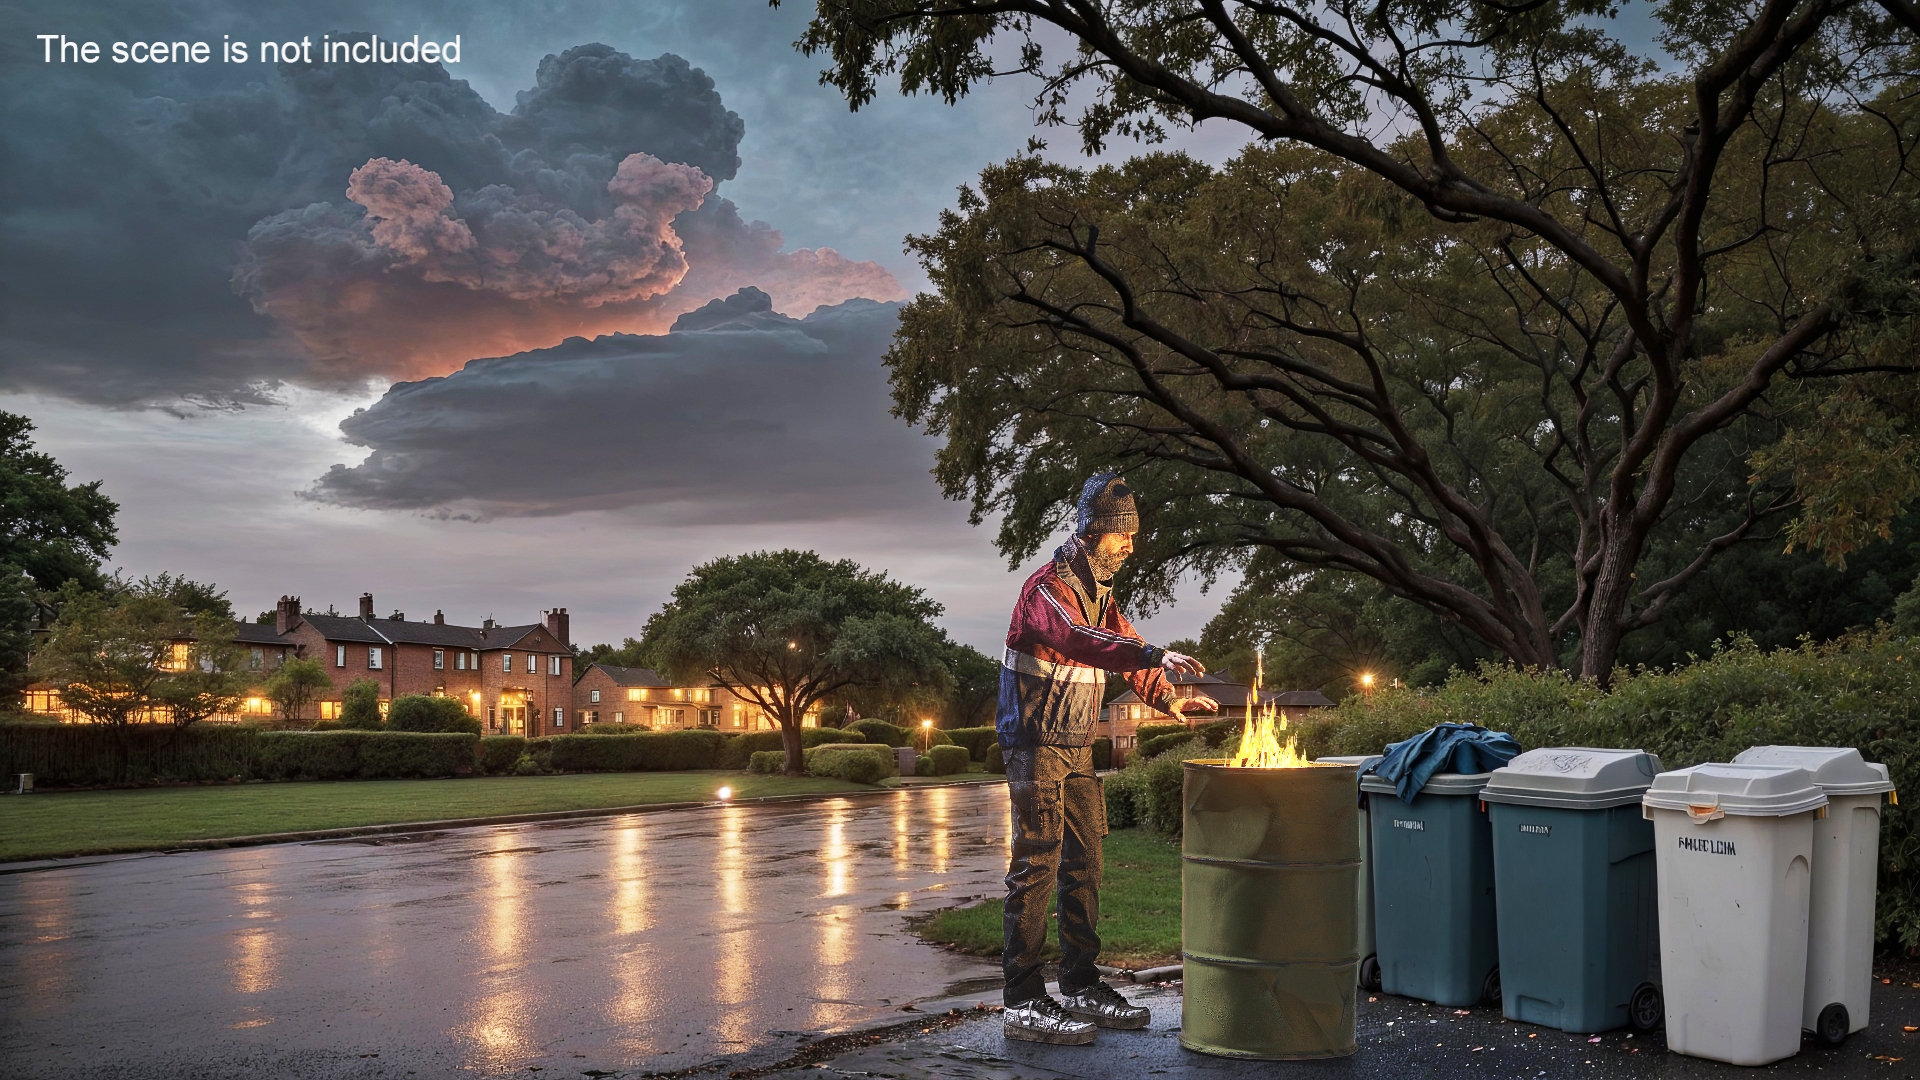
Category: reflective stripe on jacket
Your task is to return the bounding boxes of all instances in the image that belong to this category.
[995,543,1175,748]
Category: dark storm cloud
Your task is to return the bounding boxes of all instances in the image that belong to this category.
[305,290,927,520]
[2,20,898,407]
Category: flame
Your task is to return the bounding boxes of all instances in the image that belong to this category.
[1228,649,1309,768]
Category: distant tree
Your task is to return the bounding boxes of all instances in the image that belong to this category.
[941,642,1000,728]
[1895,572,1920,638]
[264,659,330,726]
[642,550,954,775]
[387,694,481,734]
[0,566,34,708]
[151,611,250,727]
[340,677,383,730]
[137,572,233,620]
[28,581,182,728]
[573,637,651,681]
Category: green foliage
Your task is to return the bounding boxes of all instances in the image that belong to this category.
[0,726,478,786]
[0,564,37,708]
[984,741,1004,774]
[749,750,786,775]
[849,717,908,746]
[573,637,652,678]
[1135,722,1189,744]
[264,659,331,725]
[1091,737,1112,771]
[716,727,863,769]
[386,694,481,734]
[513,754,541,776]
[913,753,934,776]
[914,726,953,750]
[252,732,476,781]
[946,726,998,761]
[802,743,896,784]
[477,735,526,775]
[0,412,117,595]
[541,729,729,772]
[927,743,969,775]
[1895,570,1920,637]
[942,642,1000,727]
[640,550,954,774]
[339,678,382,730]
[578,722,651,735]
[1138,720,1237,760]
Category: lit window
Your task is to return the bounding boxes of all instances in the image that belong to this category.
[526,654,536,674]
[433,649,444,670]
[502,653,512,672]
[614,711,623,722]
[549,656,561,676]
[590,689,601,703]
[369,647,383,670]
[378,699,389,718]
[320,701,341,720]
[335,645,346,667]
[626,688,641,702]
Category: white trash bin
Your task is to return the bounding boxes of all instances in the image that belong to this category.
[1317,754,1383,988]
[1731,746,1897,1045]
[1642,764,1828,1066]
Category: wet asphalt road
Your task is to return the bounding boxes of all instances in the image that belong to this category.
[0,785,1014,1079]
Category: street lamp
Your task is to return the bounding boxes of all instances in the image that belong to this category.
[1360,672,1376,696]
[920,718,933,752]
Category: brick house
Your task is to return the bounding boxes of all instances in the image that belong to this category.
[1098,670,1334,749]
[573,663,823,731]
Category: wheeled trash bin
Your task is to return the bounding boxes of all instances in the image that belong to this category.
[1731,746,1897,1045]
[1318,754,1384,990]
[1481,747,1663,1033]
[1361,769,1498,1007]
[1642,763,1827,1066]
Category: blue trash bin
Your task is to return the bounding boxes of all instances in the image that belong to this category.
[1481,748,1664,1033]
[1318,754,1383,989]
[1361,770,1499,1007]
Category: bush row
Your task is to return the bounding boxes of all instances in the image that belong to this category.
[715,727,863,769]
[946,726,998,761]
[805,744,898,784]
[0,725,482,786]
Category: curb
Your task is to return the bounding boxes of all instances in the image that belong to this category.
[1,775,1009,872]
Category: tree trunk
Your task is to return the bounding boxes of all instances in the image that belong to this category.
[781,717,805,777]
[1577,507,1649,685]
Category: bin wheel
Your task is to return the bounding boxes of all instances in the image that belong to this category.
[1629,982,1663,1032]
[1815,1002,1850,1047]
[1359,955,1381,992]
[1480,966,1501,1007]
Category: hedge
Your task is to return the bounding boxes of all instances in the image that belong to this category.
[542,729,729,772]
[716,727,864,769]
[1138,720,1237,760]
[386,695,483,734]
[804,743,898,784]
[927,744,969,776]
[1135,721,1190,744]
[578,723,651,735]
[478,735,527,775]
[848,718,909,747]
[0,725,479,786]
[946,726,998,761]
[749,750,787,775]
[1092,737,1112,771]
[254,731,478,781]
[985,742,1005,774]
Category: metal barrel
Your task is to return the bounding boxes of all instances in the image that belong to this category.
[1181,759,1360,1059]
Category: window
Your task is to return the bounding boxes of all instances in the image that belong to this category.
[368,647,383,670]
[456,652,465,670]
[553,707,564,727]
[249,647,265,671]
[614,711,624,722]
[588,710,598,723]
[471,652,479,669]
[433,649,444,670]
[335,645,346,668]
[590,689,601,703]
[502,653,512,672]
[548,656,561,676]
[626,688,641,702]
[320,701,341,720]
[487,705,496,726]
[526,654,537,674]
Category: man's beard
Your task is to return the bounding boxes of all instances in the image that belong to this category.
[1085,541,1128,581]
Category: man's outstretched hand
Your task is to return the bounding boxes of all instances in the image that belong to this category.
[1169,694,1219,717]
[1161,650,1206,678]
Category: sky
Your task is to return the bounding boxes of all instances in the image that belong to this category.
[0,0,1257,655]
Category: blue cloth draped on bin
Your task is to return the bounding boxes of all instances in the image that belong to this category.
[1363,723,1521,803]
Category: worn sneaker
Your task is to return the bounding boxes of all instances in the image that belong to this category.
[1002,995,1097,1044]
[1060,982,1151,1029]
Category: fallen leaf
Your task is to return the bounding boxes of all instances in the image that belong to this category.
[1904,1026,1917,1033]
[1588,1037,1602,1043]
[1528,1033,1538,1038]
[1454,1009,1471,1016]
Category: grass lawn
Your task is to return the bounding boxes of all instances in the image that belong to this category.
[0,771,870,863]
[915,827,1181,970]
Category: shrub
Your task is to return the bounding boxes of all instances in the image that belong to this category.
[253,731,477,781]
[914,753,935,776]
[928,743,969,776]
[579,722,652,735]
[513,753,540,776]
[310,719,346,731]
[542,729,728,772]
[804,743,898,784]
[387,694,482,734]
[985,741,1005,774]
[749,750,787,774]
[849,718,909,747]
[1092,737,1112,771]
[355,732,478,778]
[911,727,954,750]
[716,727,864,769]
[0,724,257,786]
[1138,719,1238,760]
[946,726,998,761]
[340,678,383,730]
[1104,766,1141,830]
[477,735,526,775]
[1135,721,1190,744]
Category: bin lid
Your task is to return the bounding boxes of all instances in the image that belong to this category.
[1479,747,1663,809]
[1316,754,1383,770]
[1641,764,1828,818]
[1360,770,1492,797]
[1729,746,1895,796]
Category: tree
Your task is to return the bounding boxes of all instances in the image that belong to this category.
[941,642,1001,727]
[340,677,383,730]
[264,659,331,726]
[794,0,1920,681]
[641,550,955,774]
[573,637,651,681]
[387,694,481,734]
[150,611,249,728]
[0,566,35,708]
[29,582,183,728]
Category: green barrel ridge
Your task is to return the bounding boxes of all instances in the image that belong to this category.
[1180,759,1360,1059]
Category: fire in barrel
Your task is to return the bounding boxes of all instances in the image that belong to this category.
[1181,663,1360,1059]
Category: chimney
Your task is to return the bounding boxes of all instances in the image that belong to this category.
[483,617,496,630]
[390,610,405,621]
[276,595,302,636]
[434,610,445,625]
[544,607,570,648]
[359,593,375,620]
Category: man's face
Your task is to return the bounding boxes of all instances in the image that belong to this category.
[1086,530,1135,578]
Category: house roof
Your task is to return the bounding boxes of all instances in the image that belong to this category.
[588,664,675,687]
[232,621,286,645]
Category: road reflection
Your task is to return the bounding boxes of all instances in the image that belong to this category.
[463,830,532,1067]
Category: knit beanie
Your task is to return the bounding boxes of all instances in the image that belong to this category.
[1076,472,1139,536]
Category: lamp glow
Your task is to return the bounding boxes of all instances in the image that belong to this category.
[716,786,732,801]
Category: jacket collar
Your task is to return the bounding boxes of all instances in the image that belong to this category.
[1052,535,1110,623]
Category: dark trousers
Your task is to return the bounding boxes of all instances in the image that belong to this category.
[1002,744,1107,1005]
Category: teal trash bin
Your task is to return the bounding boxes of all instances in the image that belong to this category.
[1318,754,1384,990]
[1361,770,1499,1007]
[1481,748,1664,1033]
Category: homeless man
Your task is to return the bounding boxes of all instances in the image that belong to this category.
[996,472,1218,1045]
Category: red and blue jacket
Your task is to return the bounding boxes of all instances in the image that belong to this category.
[995,539,1176,748]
